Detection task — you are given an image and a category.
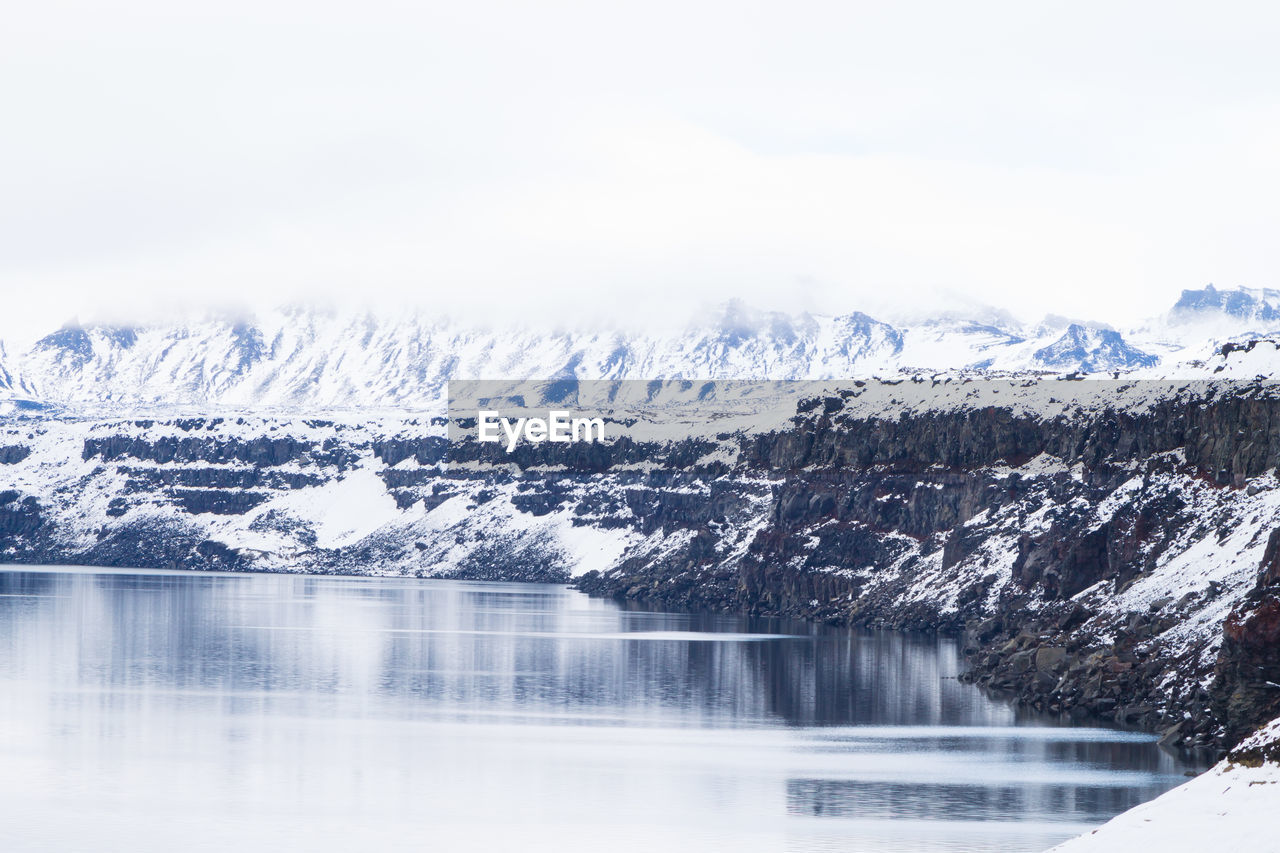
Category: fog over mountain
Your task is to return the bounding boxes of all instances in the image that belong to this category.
[3,284,1279,415]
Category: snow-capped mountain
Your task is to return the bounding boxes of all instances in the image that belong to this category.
[1032,324,1158,372]
[3,286,1280,415]
[1169,283,1280,326]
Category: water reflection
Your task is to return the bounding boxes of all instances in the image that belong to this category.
[0,567,1194,853]
[787,779,1163,821]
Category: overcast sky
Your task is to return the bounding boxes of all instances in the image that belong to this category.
[3,1,1280,344]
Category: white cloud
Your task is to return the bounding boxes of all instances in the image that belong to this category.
[3,1,1280,343]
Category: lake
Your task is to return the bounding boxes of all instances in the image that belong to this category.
[0,567,1195,852]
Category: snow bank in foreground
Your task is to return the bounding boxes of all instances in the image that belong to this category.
[1048,717,1280,852]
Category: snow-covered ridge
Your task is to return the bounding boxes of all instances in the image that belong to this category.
[4,285,1280,416]
[0,412,743,579]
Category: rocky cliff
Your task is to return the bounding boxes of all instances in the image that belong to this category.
[575,380,1280,752]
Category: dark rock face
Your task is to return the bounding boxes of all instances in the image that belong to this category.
[117,465,324,491]
[76,517,214,570]
[68,428,357,525]
[0,492,44,543]
[0,445,31,464]
[1015,525,1109,600]
[1215,597,1280,743]
[172,488,269,515]
[372,436,448,466]
[83,432,357,469]
[33,326,96,368]
[1213,528,1280,745]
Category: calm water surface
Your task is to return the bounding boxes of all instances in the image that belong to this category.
[0,567,1195,852]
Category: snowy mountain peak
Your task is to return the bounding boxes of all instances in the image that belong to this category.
[1169,284,1280,326]
[1032,324,1158,373]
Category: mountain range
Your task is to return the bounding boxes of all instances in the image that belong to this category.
[2,284,1280,415]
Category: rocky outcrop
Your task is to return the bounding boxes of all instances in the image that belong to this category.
[0,445,31,464]
[83,429,358,469]
[1212,528,1280,746]
[0,491,43,543]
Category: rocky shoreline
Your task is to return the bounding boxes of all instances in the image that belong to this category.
[574,566,1243,754]
[574,569,1227,754]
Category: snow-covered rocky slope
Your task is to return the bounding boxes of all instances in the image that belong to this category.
[1049,715,1280,851]
[4,285,1280,415]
